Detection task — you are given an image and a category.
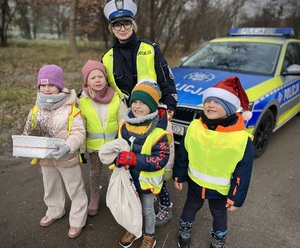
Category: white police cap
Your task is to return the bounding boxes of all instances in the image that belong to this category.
[104,0,137,23]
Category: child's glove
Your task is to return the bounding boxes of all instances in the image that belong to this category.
[51,143,70,160]
[163,168,173,181]
[116,151,137,167]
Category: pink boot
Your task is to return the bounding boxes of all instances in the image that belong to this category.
[88,191,100,216]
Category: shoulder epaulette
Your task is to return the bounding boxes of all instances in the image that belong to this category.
[140,39,157,47]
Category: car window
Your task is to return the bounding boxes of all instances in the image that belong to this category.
[282,42,300,72]
[181,42,281,76]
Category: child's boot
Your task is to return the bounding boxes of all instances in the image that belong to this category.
[178,219,193,248]
[155,202,173,226]
[140,233,156,248]
[87,191,100,216]
[119,231,140,248]
[210,230,227,248]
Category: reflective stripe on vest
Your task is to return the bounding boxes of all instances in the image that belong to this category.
[185,119,250,195]
[80,94,120,150]
[86,131,117,140]
[103,42,156,99]
[119,125,171,194]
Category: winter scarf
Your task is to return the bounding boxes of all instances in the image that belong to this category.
[83,84,115,104]
[36,92,68,111]
[123,108,159,139]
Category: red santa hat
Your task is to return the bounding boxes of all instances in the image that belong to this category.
[202,76,252,120]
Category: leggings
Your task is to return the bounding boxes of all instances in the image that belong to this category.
[89,152,102,193]
[181,186,227,232]
[89,152,112,193]
[158,181,171,206]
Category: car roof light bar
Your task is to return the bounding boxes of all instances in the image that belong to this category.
[228,27,294,37]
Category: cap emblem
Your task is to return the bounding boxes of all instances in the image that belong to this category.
[115,0,124,10]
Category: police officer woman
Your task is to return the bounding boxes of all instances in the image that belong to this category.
[102,0,178,117]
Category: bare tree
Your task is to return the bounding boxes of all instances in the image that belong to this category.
[31,0,42,39]
[1,0,17,46]
[134,0,188,54]
[15,0,31,39]
[69,0,78,57]
[3,0,300,50]
[241,0,300,37]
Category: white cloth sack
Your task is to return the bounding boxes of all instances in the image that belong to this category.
[101,138,142,238]
[98,138,130,165]
[106,166,142,238]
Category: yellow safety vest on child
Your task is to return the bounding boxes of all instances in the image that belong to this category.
[30,104,82,165]
[185,119,251,195]
[119,127,171,194]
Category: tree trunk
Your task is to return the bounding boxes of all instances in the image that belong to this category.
[1,0,9,46]
[69,0,78,57]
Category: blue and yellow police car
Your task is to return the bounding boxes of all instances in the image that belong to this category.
[171,27,300,157]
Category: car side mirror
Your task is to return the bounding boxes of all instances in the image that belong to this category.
[180,56,188,63]
[282,64,300,75]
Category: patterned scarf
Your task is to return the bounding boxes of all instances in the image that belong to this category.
[36,92,68,111]
[83,85,115,103]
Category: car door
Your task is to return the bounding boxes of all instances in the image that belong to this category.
[277,42,300,127]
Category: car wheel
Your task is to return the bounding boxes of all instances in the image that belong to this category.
[253,109,275,158]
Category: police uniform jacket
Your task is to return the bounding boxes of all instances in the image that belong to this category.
[102,31,177,112]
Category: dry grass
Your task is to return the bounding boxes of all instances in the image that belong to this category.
[0,39,106,154]
[0,38,184,154]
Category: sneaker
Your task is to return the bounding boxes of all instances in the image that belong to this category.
[119,231,140,248]
[68,226,83,239]
[140,234,156,248]
[39,216,57,227]
[178,229,192,248]
[155,202,173,226]
[210,232,226,248]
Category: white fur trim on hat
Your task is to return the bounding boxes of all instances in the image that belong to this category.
[202,87,241,109]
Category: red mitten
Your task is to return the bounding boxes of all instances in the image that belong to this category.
[158,108,166,118]
[117,151,137,166]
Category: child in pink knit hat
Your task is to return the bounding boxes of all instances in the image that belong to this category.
[78,60,127,216]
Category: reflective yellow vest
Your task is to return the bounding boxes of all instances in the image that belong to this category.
[119,125,171,194]
[185,119,251,195]
[79,94,120,150]
[30,104,81,165]
[103,42,157,99]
